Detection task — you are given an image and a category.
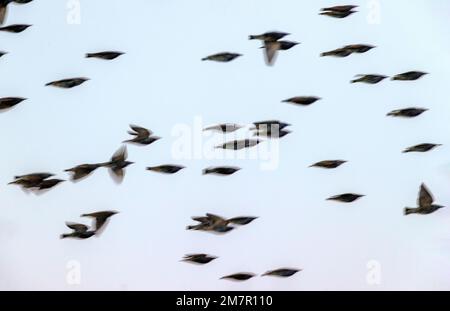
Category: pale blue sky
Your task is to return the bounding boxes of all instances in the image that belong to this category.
[1,0,450,290]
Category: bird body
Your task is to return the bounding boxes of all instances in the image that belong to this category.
[146,165,185,174]
[203,123,242,133]
[262,268,301,277]
[387,108,428,118]
[221,273,256,281]
[327,193,364,203]
[320,10,356,18]
[65,164,102,181]
[123,124,159,145]
[46,78,89,88]
[351,74,387,84]
[282,96,321,106]
[216,139,262,150]
[392,71,428,81]
[0,97,26,110]
[249,31,289,42]
[0,23,31,32]
[310,160,347,169]
[202,52,242,62]
[101,146,134,183]
[182,254,217,265]
[86,51,124,60]
[403,143,441,153]
[252,120,291,131]
[60,222,96,240]
[321,5,358,13]
[202,166,241,176]
[404,184,444,215]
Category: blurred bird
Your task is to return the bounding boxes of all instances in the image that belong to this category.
[403,143,441,153]
[201,52,242,62]
[344,44,375,53]
[45,77,89,88]
[0,23,31,32]
[203,123,242,133]
[282,96,321,106]
[36,179,64,190]
[86,51,124,60]
[123,124,160,146]
[181,254,218,265]
[391,71,428,81]
[387,108,428,118]
[9,172,54,188]
[146,165,185,174]
[60,222,96,240]
[249,31,290,42]
[351,74,388,84]
[321,47,353,58]
[0,97,26,110]
[202,166,241,176]
[327,193,365,203]
[251,120,291,131]
[100,146,134,183]
[216,139,262,150]
[310,160,347,169]
[320,10,356,18]
[221,273,256,281]
[81,211,118,233]
[0,0,33,25]
[262,268,301,277]
[321,5,358,13]
[405,183,444,216]
[65,164,102,181]
[187,213,256,233]
[262,40,299,66]
[253,128,291,139]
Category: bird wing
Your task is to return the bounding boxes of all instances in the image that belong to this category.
[110,167,125,184]
[264,41,279,66]
[206,213,226,223]
[418,183,434,207]
[129,124,152,137]
[94,216,109,232]
[0,4,7,25]
[66,222,88,233]
[111,145,127,162]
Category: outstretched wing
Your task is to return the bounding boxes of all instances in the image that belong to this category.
[418,183,434,207]
[111,145,127,162]
[66,222,88,233]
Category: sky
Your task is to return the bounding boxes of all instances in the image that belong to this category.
[0,0,450,291]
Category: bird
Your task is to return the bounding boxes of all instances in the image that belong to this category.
[320,10,356,18]
[9,173,54,189]
[202,166,241,176]
[344,44,376,53]
[327,193,365,203]
[403,143,441,153]
[262,268,301,277]
[0,23,31,33]
[0,0,33,25]
[251,120,291,131]
[181,254,218,265]
[262,40,299,66]
[0,97,26,110]
[220,273,256,281]
[310,160,347,169]
[282,96,321,106]
[351,74,388,84]
[123,124,160,146]
[253,128,291,139]
[146,165,185,174]
[216,139,262,150]
[321,5,358,13]
[201,52,242,62]
[391,71,428,81]
[405,184,444,216]
[65,164,102,181]
[203,123,243,133]
[36,179,64,190]
[81,211,118,233]
[100,146,134,183]
[45,77,89,88]
[187,213,256,234]
[249,31,290,42]
[321,47,353,58]
[387,108,428,118]
[85,51,124,60]
[60,222,96,240]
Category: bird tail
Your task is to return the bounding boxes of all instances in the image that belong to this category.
[404,208,415,216]
[186,226,194,230]
[350,79,359,84]
[202,169,210,175]
[320,52,331,57]
[249,35,257,40]
[45,82,53,86]
[60,234,70,239]
[201,57,208,61]
[85,53,94,58]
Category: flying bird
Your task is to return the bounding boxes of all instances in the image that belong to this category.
[403,143,441,153]
[0,97,26,110]
[391,71,428,81]
[181,254,218,265]
[310,160,347,169]
[387,108,428,118]
[282,96,321,106]
[320,5,357,18]
[216,139,262,150]
[351,74,388,84]
[327,193,365,203]
[123,124,160,146]
[9,172,54,189]
[201,52,242,62]
[60,222,96,240]
[36,179,65,190]
[249,31,290,42]
[321,47,353,58]
[146,165,185,174]
[86,51,124,60]
[202,166,241,176]
[65,164,102,181]
[404,184,444,216]
[220,273,256,281]
[253,128,291,139]
[344,44,375,53]
[101,145,134,183]
[262,40,299,66]
[203,123,243,133]
[251,120,291,131]
[45,77,89,88]
[262,268,301,277]
[81,211,118,233]
[0,23,31,33]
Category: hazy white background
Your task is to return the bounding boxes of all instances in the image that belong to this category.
[0,0,449,290]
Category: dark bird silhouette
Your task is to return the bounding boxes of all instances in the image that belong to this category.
[262,268,301,277]
[0,0,33,25]
[351,74,388,84]
[344,44,375,53]
[0,23,31,33]
[101,146,134,183]
[391,71,428,81]
[123,124,160,145]
[253,128,291,139]
[387,108,428,118]
[405,184,444,216]
[60,222,96,240]
[0,97,26,110]
[321,47,352,58]
[202,166,241,176]
[203,123,242,133]
[81,210,118,233]
[216,139,262,150]
[146,165,185,174]
[320,10,356,18]
[37,179,64,190]
[403,143,441,153]
[86,51,124,60]
[249,31,290,42]
[327,193,365,203]
[45,77,89,88]
[321,5,358,13]
[221,273,256,281]
[65,164,102,181]
[202,52,242,62]
[9,172,54,188]
[282,96,321,106]
[310,160,347,169]
[252,120,291,131]
[181,254,218,265]
[187,213,256,234]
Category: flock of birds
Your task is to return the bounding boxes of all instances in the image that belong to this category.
[1,2,445,283]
